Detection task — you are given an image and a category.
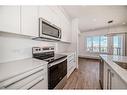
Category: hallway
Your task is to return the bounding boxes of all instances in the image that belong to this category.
[63,58,101,89]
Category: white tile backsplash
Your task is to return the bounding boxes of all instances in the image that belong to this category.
[0,35,57,63]
[0,33,71,63]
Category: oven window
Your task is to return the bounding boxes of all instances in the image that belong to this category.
[42,22,59,38]
[48,59,67,89]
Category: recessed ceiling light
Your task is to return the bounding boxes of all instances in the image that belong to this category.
[93,19,97,22]
[122,22,126,25]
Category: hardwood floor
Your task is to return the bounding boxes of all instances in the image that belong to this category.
[63,58,101,89]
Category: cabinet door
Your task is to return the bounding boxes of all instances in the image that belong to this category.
[21,6,38,37]
[60,12,71,42]
[0,6,20,34]
[39,6,56,25]
[60,14,68,42]
[103,62,109,89]
[111,70,127,89]
[48,6,61,28]
[67,22,72,42]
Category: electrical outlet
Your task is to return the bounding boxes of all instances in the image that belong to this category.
[12,49,21,53]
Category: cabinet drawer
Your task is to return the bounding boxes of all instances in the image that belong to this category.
[20,75,46,89]
[0,65,47,89]
[6,70,46,89]
[30,77,48,89]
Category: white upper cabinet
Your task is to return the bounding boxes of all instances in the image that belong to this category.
[60,12,72,42]
[38,6,60,27]
[49,6,61,28]
[0,6,72,43]
[38,6,72,43]
[21,6,38,37]
[0,6,20,34]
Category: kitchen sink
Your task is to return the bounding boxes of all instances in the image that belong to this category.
[113,61,127,70]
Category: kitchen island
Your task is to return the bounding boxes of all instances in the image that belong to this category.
[100,54,127,89]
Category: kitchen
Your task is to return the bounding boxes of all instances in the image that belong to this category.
[0,5,127,90]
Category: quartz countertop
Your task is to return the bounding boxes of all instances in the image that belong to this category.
[100,54,127,84]
[0,58,48,82]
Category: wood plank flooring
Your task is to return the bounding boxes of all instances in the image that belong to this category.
[63,58,101,89]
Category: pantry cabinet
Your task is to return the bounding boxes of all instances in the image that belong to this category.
[0,6,20,34]
[21,6,38,37]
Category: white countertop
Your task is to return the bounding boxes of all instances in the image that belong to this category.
[0,58,48,82]
[100,54,127,84]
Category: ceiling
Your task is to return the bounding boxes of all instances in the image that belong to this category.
[62,6,127,32]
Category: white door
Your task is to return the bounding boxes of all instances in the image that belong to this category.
[21,6,38,37]
[0,6,20,34]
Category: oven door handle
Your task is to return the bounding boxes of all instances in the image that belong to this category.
[48,57,67,68]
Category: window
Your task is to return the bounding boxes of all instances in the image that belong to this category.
[113,35,122,55]
[86,36,107,53]
[100,36,107,52]
[86,37,92,51]
[93,36,99,52]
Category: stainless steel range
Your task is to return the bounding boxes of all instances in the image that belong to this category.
[32,46,67,89]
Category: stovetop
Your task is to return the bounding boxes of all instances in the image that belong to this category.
[33,54,67,63]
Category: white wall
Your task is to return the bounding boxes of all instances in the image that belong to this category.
[78,25,127,59]
[0,33,70,63]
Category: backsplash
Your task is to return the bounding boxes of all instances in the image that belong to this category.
[0,35,56,63]
[0,34,71,63]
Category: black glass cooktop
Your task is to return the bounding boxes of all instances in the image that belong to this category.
[33,54,67,63]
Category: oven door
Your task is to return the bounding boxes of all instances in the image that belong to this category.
[39,18,61,40]
[48,58,67,89]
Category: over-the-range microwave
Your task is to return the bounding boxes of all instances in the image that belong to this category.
[39,18,61,41]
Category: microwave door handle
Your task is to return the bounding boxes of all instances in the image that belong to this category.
[59,30,62,39]
[48,58,66,68]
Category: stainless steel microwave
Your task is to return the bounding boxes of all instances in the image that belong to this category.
[39,18,61,41]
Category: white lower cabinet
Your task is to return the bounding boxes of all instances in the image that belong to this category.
[1,64,48,89]
[30,77,47,89]
[66,52,76,78]
[103,62,127,89]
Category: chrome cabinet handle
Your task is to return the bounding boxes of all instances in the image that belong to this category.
[28,78,44,90]
[107,69,114,90]
[48,58,66,67]
[110,72,114,89]
[107,69,110,89]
